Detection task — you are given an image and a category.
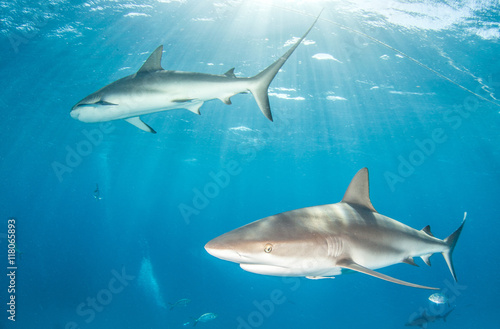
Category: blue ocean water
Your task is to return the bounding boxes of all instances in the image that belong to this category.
[1,0,499,328]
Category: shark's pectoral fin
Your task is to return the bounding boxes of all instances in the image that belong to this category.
[336,259,438,290]
[124,117,157,134]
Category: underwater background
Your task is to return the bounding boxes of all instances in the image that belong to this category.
[1,0,499,328]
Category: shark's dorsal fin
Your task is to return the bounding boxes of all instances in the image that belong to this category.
[336,259,438,290]
[224,68,236,78]
[138,46,164,73]
[341,168,376,212]
[422,225,434,237]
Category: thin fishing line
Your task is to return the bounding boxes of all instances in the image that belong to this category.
[256,3,500,108]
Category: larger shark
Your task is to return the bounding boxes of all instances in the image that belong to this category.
[70,16,319,133]
[205,168,466,290]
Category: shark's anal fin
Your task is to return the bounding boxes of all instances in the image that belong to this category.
[124,117,157,134]
[421,254,432,266]
[336,259,438,290]
[341,168,377,212]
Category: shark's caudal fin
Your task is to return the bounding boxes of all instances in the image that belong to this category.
[442,308,454,322]
[442,213,466,281]
[249,12,321,121]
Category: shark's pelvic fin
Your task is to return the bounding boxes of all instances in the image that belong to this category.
[219,96,232,105]
[138,45,164,73]
[442,213,466,281]
[125,116,157,134]
[341,167,377,212]
[336,259,438,290]
[249,12,321,122]
[402,257,419,267]
[184,101,203,115]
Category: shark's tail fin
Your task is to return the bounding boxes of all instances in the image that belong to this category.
[442,213,466,281]
[442,308,454,322]
[249,13,320,121]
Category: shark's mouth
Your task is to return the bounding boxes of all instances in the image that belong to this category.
[72,100,118,110]
[240,263,303,276]
[240,263,343,278]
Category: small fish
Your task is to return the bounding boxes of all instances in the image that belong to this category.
[169,298,191,310]
[94,184,102,200]
[193,313,217,326]
[428,293,449,305]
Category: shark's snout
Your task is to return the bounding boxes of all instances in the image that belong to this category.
[204,239,245,263]
[70,105,80,119]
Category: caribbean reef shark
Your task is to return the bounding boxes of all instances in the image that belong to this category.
[70,16,319,133]
[405,309,454,328]
[205,168,466,290]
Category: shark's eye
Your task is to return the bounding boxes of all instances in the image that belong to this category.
[264,243,273,253]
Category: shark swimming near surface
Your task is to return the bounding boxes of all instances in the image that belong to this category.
[70,15,320,133]
[205,168,466,290]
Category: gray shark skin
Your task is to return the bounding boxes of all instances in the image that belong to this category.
[70,16,319,134]
[405,309,454,328]
[205,168,466,290]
